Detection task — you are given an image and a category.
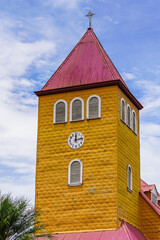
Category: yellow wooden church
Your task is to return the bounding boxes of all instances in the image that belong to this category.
[35,19,160,240]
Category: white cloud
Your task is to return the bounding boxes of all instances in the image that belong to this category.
[103,15,119,24]
[136,70,160,191]
[44,0,83,9]
[0,38,56,79]
[0,16,58,202]
[140,122,160,191]
[19,78,35,87]
[0,160,35,174]
[122,72,136,80]
[136,80,160,119]
[0,176,35,205]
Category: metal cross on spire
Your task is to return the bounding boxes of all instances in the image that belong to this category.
[85,9,95,28]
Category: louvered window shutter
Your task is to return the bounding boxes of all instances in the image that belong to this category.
[89,97,99,119]
[152,193,158,205]
[72,100,82,121]
[122,101,125,121]
[70,161,80,184]
[128,168,131,188]
[133,112,136,132]
[56,102,65,123]
[127,107,131,127]
[127,165,132,191]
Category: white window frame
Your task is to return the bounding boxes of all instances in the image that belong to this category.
[70,97,84,122]
[86,95,101,119]
[68,159,83,186]
[132,110,137,134]
[121,98,126,123]
[53,100,67,124]
[127,164,132,192]
[127,104,131,128]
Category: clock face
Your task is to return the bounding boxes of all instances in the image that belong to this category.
[68,132,84,149]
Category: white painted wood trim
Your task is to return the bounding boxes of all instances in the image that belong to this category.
[53,99,67,124]
[127,104,131,128]
[132,110,137,134]
[86,95,101,119]
[121,98,126,123]
[70,97,84,122]
[68,159,83,186]
[127,164,132,192]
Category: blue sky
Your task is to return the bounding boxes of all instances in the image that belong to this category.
[0,0,160,204]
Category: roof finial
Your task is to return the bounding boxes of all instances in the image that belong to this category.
[85,9,95,28]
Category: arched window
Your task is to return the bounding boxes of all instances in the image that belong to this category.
[121,98,126,122]
[54,100,67,124]
[68,159,83,186]
[132,110,137,134]
[127,104,131,128]
[87,95,101,119]
[127,164,132,192]
[70,98,84,122]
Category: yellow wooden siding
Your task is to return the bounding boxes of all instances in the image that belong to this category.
[117,87,141,229]
[35,86,118,233]
[140,195,160,240]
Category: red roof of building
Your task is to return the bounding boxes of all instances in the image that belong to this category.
[35,28,143,110]
[42,28,126,91]
[37,221,147,240]
[141,179,155,192]
[140,179,160,215]
[140,191,160,215]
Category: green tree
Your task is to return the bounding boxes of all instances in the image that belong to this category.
[0,193,44,240]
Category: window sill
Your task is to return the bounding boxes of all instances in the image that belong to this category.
[132,129,137,135]
[121,119,137,135]
[121,118,126,124]
[121,118,126,123]
[87,117,101,120]
[68,182,82,187]
[127,187,132,193]
[70,119,84,122]
[127,124,131,129]
[53,121,67,125]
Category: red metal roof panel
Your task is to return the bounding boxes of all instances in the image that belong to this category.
[63,233,80,240]
[35,28,143,110]
[36,221,147,240]
[41,28,127,91]
[100,227,128,240]
[80,231,102,240]
[122,221,147,240]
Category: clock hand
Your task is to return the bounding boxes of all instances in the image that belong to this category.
[75,133,77,142]
[77,137,83,141]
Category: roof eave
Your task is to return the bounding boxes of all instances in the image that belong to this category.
[34,80,143,110]
[140,191,160,216]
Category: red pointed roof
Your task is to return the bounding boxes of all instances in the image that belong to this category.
[35,28,143,110]
[36,221,147,240]
[41,28,126,91]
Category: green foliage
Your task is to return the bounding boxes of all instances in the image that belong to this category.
[0,193,43,240]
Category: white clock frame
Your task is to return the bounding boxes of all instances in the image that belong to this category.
[68,132,84,149]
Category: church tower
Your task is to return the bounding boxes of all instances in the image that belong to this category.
[35,26,143,234]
